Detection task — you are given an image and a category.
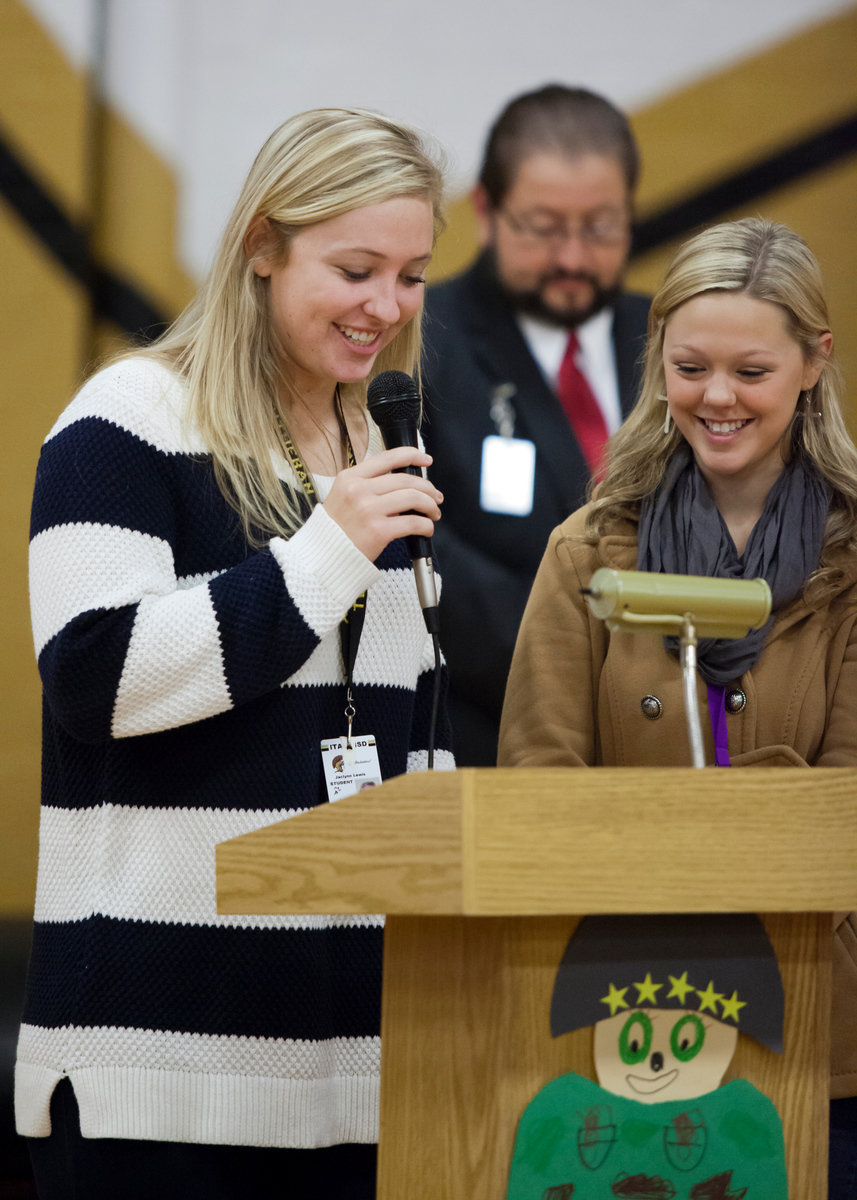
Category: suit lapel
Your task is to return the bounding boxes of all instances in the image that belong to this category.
[611,295,649,415]
[462,262,590,509]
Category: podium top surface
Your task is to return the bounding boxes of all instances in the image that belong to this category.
[215,767,857,917]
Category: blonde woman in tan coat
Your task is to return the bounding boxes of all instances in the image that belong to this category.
[499,218,857,1195]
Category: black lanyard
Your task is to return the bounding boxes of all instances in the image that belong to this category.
[280,398,367,736]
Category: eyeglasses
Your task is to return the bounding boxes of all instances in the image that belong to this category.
[498,208,630,249]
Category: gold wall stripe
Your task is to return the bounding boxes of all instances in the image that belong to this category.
[1,0,91,217]
[428,191,479,284]
[0,204,89,908]
[93,104,196,327]
[631,6,857,214]
[2,3,91,913]
[2,3,193,913]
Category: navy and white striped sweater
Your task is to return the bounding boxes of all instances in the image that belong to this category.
[16,358,453,1148]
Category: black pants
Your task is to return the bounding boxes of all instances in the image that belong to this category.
[28,1078,377,1200]
[830,1096,857,1200]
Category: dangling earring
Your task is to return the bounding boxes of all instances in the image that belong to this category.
[805,388,822,418]
[657,393,672,435]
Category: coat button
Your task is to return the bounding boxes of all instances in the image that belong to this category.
[725,688,747,714]
[641,695,662,720]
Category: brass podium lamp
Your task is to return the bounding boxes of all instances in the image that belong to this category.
[582,569,771,767]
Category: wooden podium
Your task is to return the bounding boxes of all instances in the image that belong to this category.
[216,767,857,1197]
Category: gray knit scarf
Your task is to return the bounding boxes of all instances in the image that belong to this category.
[637,445,830,685]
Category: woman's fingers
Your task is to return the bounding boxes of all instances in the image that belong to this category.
[323,452,444,561]
[352,446,433,476]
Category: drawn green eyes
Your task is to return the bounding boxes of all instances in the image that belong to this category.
[619,1012,653,1065]
[670,1013,706,1062]
[618,1011,707,1065]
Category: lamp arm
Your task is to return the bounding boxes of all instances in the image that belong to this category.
[680,618,706,768]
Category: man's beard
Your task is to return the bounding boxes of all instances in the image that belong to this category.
[498,262,623,329]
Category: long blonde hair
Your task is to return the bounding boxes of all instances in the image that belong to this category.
[588,217,857,600]
[143,107,445,540]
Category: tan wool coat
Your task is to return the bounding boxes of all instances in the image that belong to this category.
[499,503,857,1096]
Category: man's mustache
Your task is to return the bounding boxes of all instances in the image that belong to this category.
[540,269,598,286]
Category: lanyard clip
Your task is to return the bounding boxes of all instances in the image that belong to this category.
[344,686,356,749]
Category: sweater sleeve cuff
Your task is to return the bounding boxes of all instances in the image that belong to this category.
[269,505,381,635]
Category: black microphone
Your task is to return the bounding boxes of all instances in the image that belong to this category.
[367,370,440,634]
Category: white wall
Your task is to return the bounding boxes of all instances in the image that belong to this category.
[27,0,854,278]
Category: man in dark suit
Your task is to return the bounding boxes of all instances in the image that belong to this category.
[422,85,650,765]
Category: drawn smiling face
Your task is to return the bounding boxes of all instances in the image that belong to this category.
[593,1007,738,1103]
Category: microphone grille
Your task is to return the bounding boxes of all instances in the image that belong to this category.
[367,370,421,422]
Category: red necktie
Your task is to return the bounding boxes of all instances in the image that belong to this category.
[557,331,609,477]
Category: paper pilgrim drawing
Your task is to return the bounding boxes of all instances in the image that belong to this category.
[505,913,788,1199]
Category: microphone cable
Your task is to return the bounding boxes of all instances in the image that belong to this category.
[427,631,441,770]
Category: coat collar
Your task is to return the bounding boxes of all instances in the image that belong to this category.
[767,552,857,641]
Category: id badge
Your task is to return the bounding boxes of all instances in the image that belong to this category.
[321,735,382,802]
[480,435,536,516]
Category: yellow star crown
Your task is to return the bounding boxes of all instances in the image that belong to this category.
[597,970,745,1024]
[720,990,747,1023]
[600,983,630,1016]
[695,979,725,1015]
[634,972,662,1005]
[667,971,695,1005]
